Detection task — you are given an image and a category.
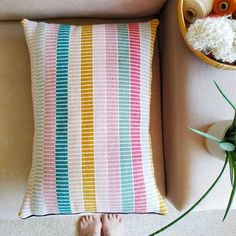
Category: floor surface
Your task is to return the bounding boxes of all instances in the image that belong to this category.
[1,204,236,236]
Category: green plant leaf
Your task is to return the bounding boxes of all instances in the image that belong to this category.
[223,152,236,221]
[226,129,236,136]
[229,113,236,133]
[214,81,236,111]
[148,156,229,235]
[229,128,236,134]
[228,154,235,187]
[224,136,236,145]
[219,142,235,152]
[232,151,236,161]
[189,127,222,143]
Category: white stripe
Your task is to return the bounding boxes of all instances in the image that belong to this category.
[93,24,109,212]
[68,25,84,212]
[140,22,159,212]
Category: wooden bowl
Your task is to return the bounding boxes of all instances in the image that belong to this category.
[177,0,236,70]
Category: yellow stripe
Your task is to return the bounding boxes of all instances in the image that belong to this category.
[81,25,96,211]
[21,19,25,28]
[148,19,168,215]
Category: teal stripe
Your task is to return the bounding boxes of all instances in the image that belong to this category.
[55,24,71,213]
[117,24,134,212]
[32,22,47,214]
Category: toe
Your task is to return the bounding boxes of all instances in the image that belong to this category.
[91,215,97,222]
[80,216,86,226]
[79,220,84,227]
[102,214,108,222]
[93,214,100,222]
[88,215,93,222]
[117,215,122,222]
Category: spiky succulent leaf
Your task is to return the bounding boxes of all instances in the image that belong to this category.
[229,152,235,186]
[219,142,235,152]
[189,127,222,143]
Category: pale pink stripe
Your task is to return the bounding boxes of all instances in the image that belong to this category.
[129,23,147,212]
[93,24,109,212]
[105,24,121,211]
[43,24,59,212]
[68,25,84,212]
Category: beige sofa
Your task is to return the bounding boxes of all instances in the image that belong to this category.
[0,0,235,220]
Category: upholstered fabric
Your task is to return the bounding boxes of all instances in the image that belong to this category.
[18,19,167,218]
[0,0,166,20]
[0,18,165,220]
[159,0,236,211]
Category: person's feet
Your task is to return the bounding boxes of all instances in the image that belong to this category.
[101,214,124,236]
[79,215,102,236]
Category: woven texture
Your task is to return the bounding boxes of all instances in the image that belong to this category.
[19,19,167,218]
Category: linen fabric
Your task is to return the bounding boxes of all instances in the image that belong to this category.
[0,0,166,20]
[19,19,167,218]
[160,0,236,211]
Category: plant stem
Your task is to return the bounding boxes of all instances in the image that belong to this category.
[214,81,236,111]
[223,152,236,221]
[149,156,229,236]
[231,113,236,132]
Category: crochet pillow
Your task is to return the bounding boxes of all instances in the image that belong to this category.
[19,19,167,218]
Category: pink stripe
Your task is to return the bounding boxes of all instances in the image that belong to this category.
[105,24,121,211]
[129,23,147,212]
[43,24,59,213]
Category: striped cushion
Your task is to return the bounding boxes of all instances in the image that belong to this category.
[19,19,167,218]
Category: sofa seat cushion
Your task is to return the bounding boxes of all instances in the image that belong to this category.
[0,0,166,20]
[159,0,236,211]
[0,18,165,219]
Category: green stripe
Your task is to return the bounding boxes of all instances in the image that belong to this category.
[117,24,134,212]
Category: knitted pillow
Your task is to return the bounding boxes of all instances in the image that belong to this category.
[19,19,167,218]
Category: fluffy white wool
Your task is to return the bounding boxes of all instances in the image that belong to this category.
[186,17,236,63]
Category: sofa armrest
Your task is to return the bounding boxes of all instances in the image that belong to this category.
[158,0,236,211]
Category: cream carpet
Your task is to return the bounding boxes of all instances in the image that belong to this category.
[1,203,236,236]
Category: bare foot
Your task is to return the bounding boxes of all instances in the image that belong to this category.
[79,215,101,236]
[102,214,124,236]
